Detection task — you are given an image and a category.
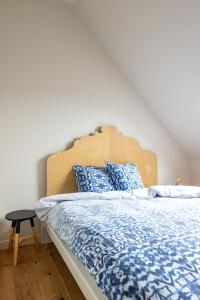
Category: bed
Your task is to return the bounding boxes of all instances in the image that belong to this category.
[35,126,200,300]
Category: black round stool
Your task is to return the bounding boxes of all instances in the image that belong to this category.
[5,210,38,266]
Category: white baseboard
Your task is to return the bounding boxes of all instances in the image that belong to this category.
[0,240,9,250]
[0,235,41,250]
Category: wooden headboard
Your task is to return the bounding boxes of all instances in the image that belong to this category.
[47,126,157,196]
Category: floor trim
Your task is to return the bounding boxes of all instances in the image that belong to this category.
[0,235,41,250]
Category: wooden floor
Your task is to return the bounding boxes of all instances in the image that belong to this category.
[0,243,85,300]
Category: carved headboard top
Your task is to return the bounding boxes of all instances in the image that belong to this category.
[47,126,157,195]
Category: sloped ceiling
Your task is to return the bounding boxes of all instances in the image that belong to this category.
[73,0,200,158]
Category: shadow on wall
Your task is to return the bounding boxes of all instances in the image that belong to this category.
[37,156,48,199]
[35,156,48,244]
[0,218,7,236]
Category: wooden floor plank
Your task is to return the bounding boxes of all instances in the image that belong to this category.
[0,266,17,300]
[51,250,85,300]
[19,261,44,300]
[0,244,85,300]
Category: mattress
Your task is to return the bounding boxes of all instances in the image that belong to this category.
[35,187,200,300]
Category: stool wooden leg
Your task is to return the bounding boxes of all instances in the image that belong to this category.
[30,218,38,247]
[8,221,16,251]
[13,221,20,266]
[13,233,19,266]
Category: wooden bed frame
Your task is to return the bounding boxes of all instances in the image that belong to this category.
[43,125,157,299]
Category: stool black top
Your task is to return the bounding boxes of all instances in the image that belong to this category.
[5,210,36,222]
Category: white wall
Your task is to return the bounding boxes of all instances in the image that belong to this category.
[190,160,200,186]
[74,0,200,159]
[0,0,190,246]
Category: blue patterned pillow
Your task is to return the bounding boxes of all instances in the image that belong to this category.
[106,162,144,191]
[73,165,115,193]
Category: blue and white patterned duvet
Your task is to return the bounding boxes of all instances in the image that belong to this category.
[36,187,200,300]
